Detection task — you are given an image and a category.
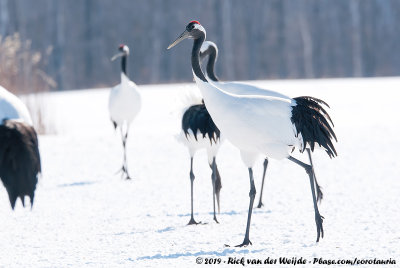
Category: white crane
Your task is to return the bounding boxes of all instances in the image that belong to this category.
[109,44,141,180]
[179,93,222,224]
[168,21,337,246]
[200,41,323,208]
[177,47,232,225]
[0,85,41,209]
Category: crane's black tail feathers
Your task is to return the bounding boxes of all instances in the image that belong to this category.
[0,120,41,209]
[182,103,221,145]
[292,96,337,158]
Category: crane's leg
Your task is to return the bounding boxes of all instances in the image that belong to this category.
[288,156,324,242]
[306,149,323,202]
[188,157,200,225]
[122,129,132,180]
[210,157,219,223]
[115,128,128,176]
[235,168,256,247]
[215,164,221,214]
[256,158,269,208]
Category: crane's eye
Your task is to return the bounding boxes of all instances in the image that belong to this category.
[187,24,195,31]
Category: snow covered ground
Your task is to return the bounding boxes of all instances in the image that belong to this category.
[1,77,399,267]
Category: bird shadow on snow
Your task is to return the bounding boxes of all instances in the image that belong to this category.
[135,248,266,261]
[156,226,176,233]
[176,209,272,217]
[57,181,98,188]
[112,226,176,236]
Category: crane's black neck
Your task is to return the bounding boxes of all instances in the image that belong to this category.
[191,34,208,83]
[206,46,219,82]
[121,55,127,75]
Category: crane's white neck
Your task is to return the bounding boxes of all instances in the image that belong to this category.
[120,72,130,84]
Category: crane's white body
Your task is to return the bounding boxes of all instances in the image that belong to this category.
[0,85,33,125]
[194,75,301,166]
[198,41,300,166]
[109,73,141,126]
[210,80,290,100]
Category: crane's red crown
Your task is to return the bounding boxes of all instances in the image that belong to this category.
[119,44,125,49]
[190,20,200,25]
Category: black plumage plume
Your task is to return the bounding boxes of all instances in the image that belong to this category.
[0,119,41,209]
[182,102,220,144]
[291,96,337,158]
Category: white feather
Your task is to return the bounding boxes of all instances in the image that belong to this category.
[210,80,290,100]
[194,74,300,166]
[0,85,33,125]
[178,130,221,165]
[179,86,203,110]
[200,41,218,56]
[108,73,141,126]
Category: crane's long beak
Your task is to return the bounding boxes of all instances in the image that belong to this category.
[167,30,190,49]
[111,52,124,61]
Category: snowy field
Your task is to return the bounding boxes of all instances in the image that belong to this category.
[1,77,399,267]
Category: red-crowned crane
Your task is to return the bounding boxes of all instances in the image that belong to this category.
[199,41,324,208]
[179,91,222,224]
[109,44,141,180]
[0,85,41,209]
[168,21,337,246]
[178,47,234,225]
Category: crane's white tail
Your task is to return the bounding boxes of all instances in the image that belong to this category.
[0,119,41,209]
[292,96,337,158]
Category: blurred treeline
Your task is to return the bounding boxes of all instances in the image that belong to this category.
[0,0,399,90]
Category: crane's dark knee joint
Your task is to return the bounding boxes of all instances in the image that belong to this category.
[305,165,313,175]
[263,159,268,168]
[211,172,216,182]
[190,171,195,181]
[249,187,256,198]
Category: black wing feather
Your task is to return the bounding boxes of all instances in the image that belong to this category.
[182,101,220,145]
[291,96,337,158]
[0,120,41,209]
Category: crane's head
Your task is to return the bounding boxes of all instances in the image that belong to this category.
[167,21,206,49]
[111,44,130,61]
[200,41,218,60]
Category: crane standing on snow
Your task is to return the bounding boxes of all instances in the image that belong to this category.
[199,41,324,208]
[179,92,222,225]
[0,85,41,209]
[168,21,337,246]
[109,44,141,180]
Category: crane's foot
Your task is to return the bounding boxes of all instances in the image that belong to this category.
[188,218,201,225]
[315,213,324,242]
[124,175,133,180]
[115,166,127,175]
[213,216,219,224]
[115,166,133,180]
[256,201,264,208]
[235,238,252,247]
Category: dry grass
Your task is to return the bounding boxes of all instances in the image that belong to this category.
[0,33,56,134]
